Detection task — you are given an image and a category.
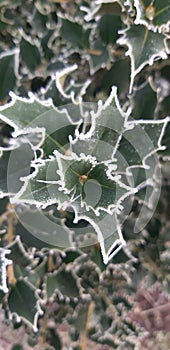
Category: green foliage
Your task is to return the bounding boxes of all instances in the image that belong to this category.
[0,0,170,349]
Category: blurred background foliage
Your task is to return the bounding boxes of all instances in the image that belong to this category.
[0,0,170,349]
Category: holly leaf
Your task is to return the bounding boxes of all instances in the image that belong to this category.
[70,86,129,162]
[118,24,168,92]
[55,64,91,103]
[7,236,33,267]
[8,278,43,331]
[99,14,122,45]
[44,266,82,300]
[78,211,126,265]
[130,80,157,120]
[13,204,74,249]
[20,34,41,73]
[0,49,19,101]
[115,118,169,176]
[12,157,67,207]
[10,87,169,263]
[84,0,124,22]
[60,17,90,50]
[88,37,110,74]
[0,92,82,157]
[134,0,170,32]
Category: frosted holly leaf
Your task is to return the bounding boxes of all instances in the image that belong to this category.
[13,148,135,262]
[0,92,82,157]
[2,86,169,264]
[55,151,135,216]
[115,117,169,176]
[15,149,134,214]
[118,24,168,92]
[70,87,130,162]
[74,208,126,264]
[8,279,43,332]
[0,248,12,293]
[14,204,74,249]
[55,64,91,103]
[134,0,170,32]
[71,86,169,175]
[69,86,169,239]
[12,157,68,208]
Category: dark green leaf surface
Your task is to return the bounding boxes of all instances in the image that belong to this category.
[45,268,80,299]
[20,37,41,73]
[118,24,168,90]
[0,50,18,101]
[8,279,43,331]
[134,0,170,30]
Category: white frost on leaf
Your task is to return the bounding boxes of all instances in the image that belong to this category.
[0,248,12,293]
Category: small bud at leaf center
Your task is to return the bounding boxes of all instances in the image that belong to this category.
[79,175,88,185]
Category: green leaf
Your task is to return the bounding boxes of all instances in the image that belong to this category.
[115,119,169,175]
[0,248,12,293]
[31,9,48,36]
[88,38,110,74]
[13,157,67,206]
[0,151,11,197]
[13,205,74,249]
[0,49,19,101]
[55,151,134,215]
[0,142,35,198]
[55,63,90,103]
[91,212,126,264]
[0,93,81,157]
[20,35,41,73]
[45,266,81,300]
[8,279,43,331]
[28,256,47,288]
[130,80,157,120]
[118,24,168,91]
[43,77,67,107]
[56,153,94,194]
[99,14,122,45]
[60,18,90,50]
[0,94,53,131]
[7,236,32,267]
[101,57,131,100]
[10,87,169,264]
[71,87,128,162]
[134,0,170,31]
[84,1,124,21]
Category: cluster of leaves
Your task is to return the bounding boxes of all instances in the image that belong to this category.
[0,0,170,349]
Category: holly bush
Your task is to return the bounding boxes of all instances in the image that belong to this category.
[0,0,170,349]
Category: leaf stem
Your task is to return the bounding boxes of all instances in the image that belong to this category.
[80,302,95,350]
